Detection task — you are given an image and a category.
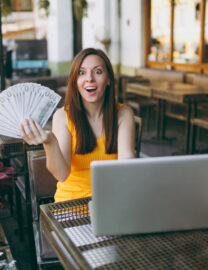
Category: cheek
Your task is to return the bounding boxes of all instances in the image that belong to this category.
[100,77,109,89]
[77,78,83,90]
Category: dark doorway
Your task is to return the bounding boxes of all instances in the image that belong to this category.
[72,1,82,56]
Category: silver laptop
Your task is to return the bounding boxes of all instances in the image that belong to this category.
[89,154,208,236]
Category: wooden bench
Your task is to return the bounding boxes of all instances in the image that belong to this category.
[191,117,208,154]
[0,224,17,269]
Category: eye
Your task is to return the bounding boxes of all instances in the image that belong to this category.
[95,69,102,74]
[78,70,85,75]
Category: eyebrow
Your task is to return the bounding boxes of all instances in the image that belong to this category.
[79,65,104,69]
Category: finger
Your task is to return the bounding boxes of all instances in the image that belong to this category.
[22,119,32,136]
[19,123,28,140]
[32,120,53,144]
[19,119,39,145]
[27,118,53,144]
[19,124,33,145]
[27,118,42,137]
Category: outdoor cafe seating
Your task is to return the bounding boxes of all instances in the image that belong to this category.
[124,69,208,154]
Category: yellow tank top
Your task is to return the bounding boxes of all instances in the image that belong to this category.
[54,104,122,202]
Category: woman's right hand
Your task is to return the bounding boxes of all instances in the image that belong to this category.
[19,118,54,145]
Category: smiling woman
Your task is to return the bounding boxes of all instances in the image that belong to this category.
[19,48,136,203]
[76,54,109,105]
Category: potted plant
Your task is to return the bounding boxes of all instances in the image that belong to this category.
[73,0,88,21]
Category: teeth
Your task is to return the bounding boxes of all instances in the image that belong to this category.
[86,87,96,92]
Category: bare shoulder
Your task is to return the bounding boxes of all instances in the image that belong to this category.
[52,107,68,133]
[53,107,67,124]
[118,104,134,124]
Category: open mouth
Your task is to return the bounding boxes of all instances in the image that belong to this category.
[86,87,97,92]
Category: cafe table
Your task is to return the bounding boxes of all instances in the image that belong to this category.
[127,81,208,153]
[40,197,208,270]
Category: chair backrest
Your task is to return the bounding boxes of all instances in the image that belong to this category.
[134,116,142,158]
[27,150,57,220]
[27,150,59,263]
[193,74,208,88]
[123,99,143,158]
[120,75,150,103]
[136,68,185,83]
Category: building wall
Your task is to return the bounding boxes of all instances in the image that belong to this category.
[120,0,145,75]
[82,0,107,50]
[47,0,73,76]
[35,0,145,76]
[2,0,145,77]
[82,0,145,75]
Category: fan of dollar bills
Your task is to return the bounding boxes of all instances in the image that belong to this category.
[0,82,61,138]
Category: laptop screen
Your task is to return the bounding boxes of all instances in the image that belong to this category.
[90,154,208,236]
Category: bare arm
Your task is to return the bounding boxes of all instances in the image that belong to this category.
[44,108,71,181]
[19,108,71,182]
[118,105,136,159]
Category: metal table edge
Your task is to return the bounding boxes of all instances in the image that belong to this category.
[40,203,92,270]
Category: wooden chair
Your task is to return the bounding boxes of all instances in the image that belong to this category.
[190,117,208,154]
[135,116,143,158]
[124,94,143,157]
[122,75,157,130]
[28,150,60,269]
[124,96,143,157]
[15,150,61,270]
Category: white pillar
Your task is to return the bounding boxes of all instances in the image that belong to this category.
[82,0,106,50]
[138,1,145,68]
[82,0,120,72]
[109,0,121,72]
[47,0,73,76]
[120,0,145,75]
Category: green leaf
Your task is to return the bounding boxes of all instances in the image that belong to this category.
[38,0,50,17]
[1,0,12,18]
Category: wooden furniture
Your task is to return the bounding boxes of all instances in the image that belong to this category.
[0,136,23,219]
[125,83,157,130]
[126,71,186,134]
[144,2,208,74]
[126,81,208,153]
[136,68,185,83]
[151,82,208,153]
[0,136,22,160]
[120,75,156,130]
[0,224,17,269]
[134,116,142,157]
[0,136,43,270]
[24,150,60,269]
[0,176,13,217]
[190,117,208,154]
[41,198,208,270]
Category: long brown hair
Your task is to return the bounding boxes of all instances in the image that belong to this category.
[64,48,117,154]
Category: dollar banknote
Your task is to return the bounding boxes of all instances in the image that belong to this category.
[0,83,62,138]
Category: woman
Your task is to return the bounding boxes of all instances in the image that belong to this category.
[19,48,135,202]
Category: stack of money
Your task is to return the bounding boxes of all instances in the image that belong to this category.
[0,83,61,138]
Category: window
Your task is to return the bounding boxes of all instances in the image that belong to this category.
[146,0,208,73]
[11,0,33,12]
[204,0,208,62]
[148,0,170,62]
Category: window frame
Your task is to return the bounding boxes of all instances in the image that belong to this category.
[11,0,33,12]
[145,0,208,73]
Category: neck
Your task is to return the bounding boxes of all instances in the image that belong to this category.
[83,101,103,121]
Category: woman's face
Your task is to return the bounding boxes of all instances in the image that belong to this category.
[77,54,109,105]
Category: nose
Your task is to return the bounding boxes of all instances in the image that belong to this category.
[86,71,94,82]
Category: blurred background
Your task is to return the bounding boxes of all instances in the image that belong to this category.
[1,0,207,85]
